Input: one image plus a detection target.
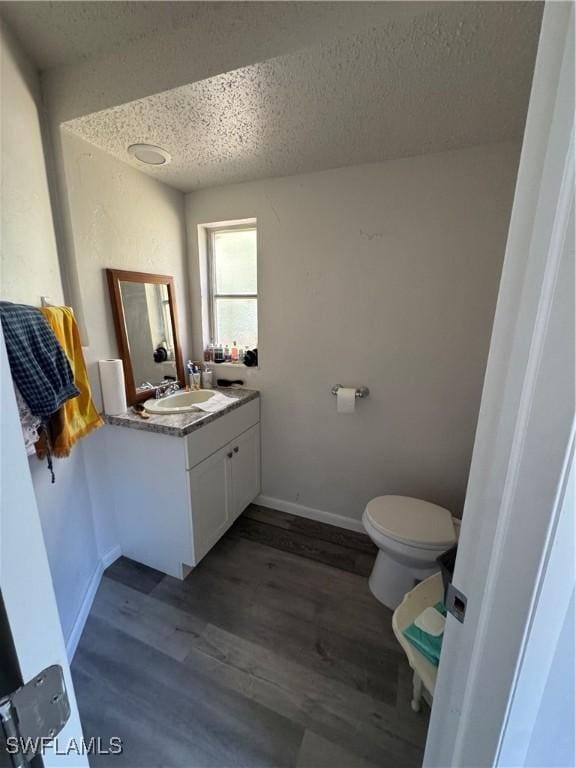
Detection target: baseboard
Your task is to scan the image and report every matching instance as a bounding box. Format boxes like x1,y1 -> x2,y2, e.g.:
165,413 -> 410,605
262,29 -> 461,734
65,545 -> 122,660
255,494 -> 364,534
101,544 -> 122,570
65,560 -> 102,661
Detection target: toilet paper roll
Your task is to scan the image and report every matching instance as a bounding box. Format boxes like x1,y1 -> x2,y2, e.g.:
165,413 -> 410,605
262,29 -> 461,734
99,359 -> 127,415
337,387 -> 356,414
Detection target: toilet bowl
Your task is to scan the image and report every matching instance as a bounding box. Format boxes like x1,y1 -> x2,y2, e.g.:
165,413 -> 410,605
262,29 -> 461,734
363,495 -> 455,609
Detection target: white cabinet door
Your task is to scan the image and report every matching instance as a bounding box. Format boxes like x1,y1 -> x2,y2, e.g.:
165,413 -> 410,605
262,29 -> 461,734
230,424 -> 261,521
188,443 -> 232,563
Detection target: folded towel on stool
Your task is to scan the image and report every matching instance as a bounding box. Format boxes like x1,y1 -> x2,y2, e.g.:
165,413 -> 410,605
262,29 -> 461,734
403,601 -> 447,666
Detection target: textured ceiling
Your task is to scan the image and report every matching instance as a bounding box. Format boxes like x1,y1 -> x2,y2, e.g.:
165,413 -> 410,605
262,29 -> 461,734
0,1 -> 438,72
1,1 -> 176,69
64,2 -> 541,193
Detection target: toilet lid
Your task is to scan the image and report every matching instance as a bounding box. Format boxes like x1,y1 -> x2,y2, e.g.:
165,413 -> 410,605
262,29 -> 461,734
365,495 -> 455,548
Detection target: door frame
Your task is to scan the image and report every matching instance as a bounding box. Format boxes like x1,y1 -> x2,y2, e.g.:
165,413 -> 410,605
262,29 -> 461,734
424,3 -> 575,766
0,329 -> 88,767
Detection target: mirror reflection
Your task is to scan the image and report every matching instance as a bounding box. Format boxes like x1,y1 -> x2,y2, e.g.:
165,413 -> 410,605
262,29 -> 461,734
119,281 -> 177,391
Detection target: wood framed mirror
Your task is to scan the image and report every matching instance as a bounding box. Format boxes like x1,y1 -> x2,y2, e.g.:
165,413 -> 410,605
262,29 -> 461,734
106,269 -> 185,405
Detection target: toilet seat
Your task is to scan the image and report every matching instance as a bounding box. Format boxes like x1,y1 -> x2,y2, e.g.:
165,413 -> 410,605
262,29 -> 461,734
365,495 -> 455,550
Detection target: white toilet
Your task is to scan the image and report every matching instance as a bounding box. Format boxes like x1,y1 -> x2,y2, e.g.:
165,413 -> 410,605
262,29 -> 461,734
362,495 -> 456,609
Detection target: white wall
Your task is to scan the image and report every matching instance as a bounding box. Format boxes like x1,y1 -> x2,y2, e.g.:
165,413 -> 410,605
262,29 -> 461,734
0,20 -> 100,644
187,143 -> 519,523
59,130 -> 190,407
0,20 -> 63,307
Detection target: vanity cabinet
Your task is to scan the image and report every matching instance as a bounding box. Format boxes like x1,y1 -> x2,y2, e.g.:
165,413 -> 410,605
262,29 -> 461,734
106,397 -> 260,578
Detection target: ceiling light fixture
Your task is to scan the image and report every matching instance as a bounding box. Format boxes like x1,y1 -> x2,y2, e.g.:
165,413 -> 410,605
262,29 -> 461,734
127,143 -> 171,165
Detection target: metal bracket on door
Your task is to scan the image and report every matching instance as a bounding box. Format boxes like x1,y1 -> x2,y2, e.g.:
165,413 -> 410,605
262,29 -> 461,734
0,665 -> 70,767
446,583 -> 468,623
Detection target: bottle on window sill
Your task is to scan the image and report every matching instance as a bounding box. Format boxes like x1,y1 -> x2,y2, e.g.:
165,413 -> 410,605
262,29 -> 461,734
214,345 -> 224,363
231,341 -> 239,362
224,344 -> 231,362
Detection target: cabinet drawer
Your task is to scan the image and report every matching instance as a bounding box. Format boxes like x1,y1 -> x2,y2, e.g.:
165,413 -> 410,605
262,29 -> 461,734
185,397 -> 260,469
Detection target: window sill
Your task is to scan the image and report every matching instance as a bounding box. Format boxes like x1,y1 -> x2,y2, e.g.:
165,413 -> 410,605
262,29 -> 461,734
209,361 -> 259,370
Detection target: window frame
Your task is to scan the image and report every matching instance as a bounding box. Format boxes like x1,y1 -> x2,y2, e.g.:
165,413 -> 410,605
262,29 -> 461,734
206,223 -> 258,348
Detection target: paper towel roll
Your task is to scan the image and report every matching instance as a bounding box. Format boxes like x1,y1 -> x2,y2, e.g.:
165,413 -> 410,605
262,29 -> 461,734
337,387 -> 356,414
99,359 -> 127,415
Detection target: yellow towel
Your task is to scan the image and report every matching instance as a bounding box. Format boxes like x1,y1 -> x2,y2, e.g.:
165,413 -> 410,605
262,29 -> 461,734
39,306 -> 104,457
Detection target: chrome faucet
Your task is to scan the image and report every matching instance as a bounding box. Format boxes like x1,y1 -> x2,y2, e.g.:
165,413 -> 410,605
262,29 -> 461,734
155,381 -> 180,399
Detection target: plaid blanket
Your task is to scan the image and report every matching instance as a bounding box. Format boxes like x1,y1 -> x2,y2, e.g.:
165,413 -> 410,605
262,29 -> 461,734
0,302 -> 80,418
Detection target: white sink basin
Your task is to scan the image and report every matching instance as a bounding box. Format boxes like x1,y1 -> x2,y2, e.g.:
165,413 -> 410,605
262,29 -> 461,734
144,389 -> 217,414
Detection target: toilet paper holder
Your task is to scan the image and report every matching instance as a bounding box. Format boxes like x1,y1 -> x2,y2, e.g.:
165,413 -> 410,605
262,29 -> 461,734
331,385 -> 370,399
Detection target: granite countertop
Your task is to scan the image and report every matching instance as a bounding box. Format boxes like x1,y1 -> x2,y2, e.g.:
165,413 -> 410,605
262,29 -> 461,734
105,388 -> 259,437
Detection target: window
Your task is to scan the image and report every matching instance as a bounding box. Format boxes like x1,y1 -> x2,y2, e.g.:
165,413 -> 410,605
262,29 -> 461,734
207,224 -> 258,350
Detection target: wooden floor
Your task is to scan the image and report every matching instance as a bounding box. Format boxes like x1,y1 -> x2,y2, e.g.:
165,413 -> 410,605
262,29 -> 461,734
73,505 -> 429,767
